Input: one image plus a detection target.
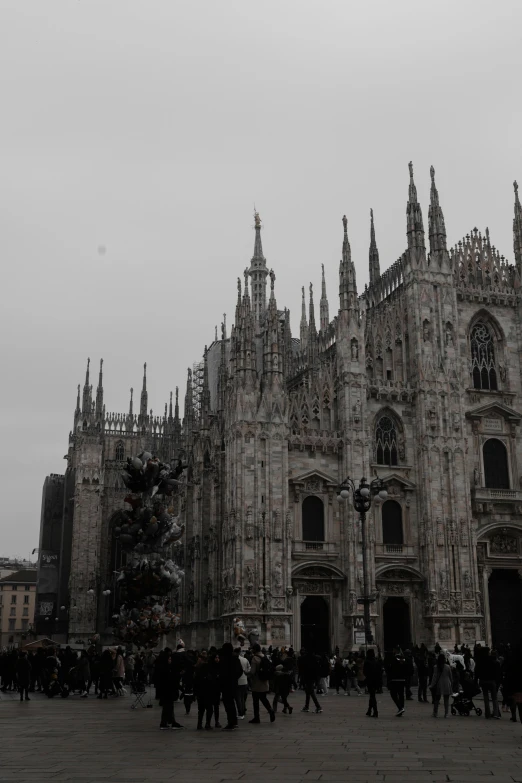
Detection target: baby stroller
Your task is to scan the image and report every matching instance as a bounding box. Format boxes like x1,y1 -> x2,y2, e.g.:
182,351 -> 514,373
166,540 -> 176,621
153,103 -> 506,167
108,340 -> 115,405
451,676 -> 482,716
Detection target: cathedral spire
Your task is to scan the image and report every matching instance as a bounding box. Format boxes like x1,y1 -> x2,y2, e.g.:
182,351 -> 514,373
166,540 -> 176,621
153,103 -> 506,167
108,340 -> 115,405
320,263 -> 329,331
514,180 -> 522,271
201,346 -> 211,427
183,368 -> 194,451
140,362 -> 148,420
369,209 -> 380,285
95,359 -> 104,416
300,285 -> 308,347
129,387 -> 134,418
82,357 -> 91,414
175,386 -> 179,421
339,215 -> 358,316
406,161 -> 425,250
169,390 -> 173,422
249,210 -> 269,326
428,165 -> 447,254
309,282 -> 316,333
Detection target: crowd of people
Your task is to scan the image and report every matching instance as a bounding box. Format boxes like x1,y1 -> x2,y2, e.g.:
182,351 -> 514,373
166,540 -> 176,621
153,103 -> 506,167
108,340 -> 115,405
1,640 -> 522,731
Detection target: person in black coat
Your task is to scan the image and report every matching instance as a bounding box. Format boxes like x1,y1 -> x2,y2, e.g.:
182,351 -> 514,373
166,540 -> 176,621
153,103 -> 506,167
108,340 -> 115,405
414,645 -> 429,704
218,643 -> 243,730
363,649 -> 382,717
386,648 -> 407,716
16,652 -> 31,701
298,649 -> 322,713
155,650 -> 184,730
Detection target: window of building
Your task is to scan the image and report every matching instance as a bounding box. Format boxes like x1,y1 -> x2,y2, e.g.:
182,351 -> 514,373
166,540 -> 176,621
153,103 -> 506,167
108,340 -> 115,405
8,619 -> 15,631
25,585 -> 30,591
24,595 -> 29,604
382,500 -> 404,546
23,607 -> 29,616
470,322 -> 498,390
115,441 -> 125,461
12,585 -> 17,590
483,438 -> 509,489
302,496 -> 325,542
376,415 -> 398,466
21,619 -> 28,631
10,607 -> 16,616
11,595 -> 16,604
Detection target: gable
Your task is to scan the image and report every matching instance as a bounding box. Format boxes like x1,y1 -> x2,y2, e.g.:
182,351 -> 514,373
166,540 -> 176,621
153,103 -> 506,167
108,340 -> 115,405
465,402 -> 521,423
289,469 -> 338,488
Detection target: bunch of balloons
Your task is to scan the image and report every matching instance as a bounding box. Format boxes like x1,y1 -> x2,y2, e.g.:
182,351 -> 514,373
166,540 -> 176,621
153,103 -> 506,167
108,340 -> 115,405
233,617 -> 246,644
115,556 -> 184,602
112,496 -> 185,554
121,452 -> 187,498
110,450 -> 187,648
113,602 -> 181,648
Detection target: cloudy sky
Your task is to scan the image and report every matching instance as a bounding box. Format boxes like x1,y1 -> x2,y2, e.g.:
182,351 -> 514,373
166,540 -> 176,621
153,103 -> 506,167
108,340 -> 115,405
1,0 -> 521,557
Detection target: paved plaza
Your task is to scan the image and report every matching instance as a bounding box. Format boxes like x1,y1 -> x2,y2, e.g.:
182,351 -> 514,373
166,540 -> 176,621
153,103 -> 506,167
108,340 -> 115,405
1,689 -> 522,783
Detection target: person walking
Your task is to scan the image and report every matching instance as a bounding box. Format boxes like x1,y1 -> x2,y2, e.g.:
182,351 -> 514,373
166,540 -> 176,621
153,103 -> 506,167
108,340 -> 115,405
476,647 -> 501,719
218,643 -> 242,731
15,652 -> 31,702
363,649 -> 382,717
298,648 -> 322,713
414,645 -> 429,703
273,659 -> 293,714
234,647 -> 250,720
249,643 -> 276,724
430,653 -> 453,718
387,648 -> 407,716
194,651 -> 215,730
156,650 -> 184,730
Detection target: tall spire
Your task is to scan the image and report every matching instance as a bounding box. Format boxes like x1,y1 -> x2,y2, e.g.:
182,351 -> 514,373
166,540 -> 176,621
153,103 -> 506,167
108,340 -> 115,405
169,390 -> 173,422
308,282 -> 316,333
428,165 -> 447,254
201,346 -> 211,427
339,215 -> 358,316
175,386 -> 179,420
183,367 -> 194,451
128,387 -> 134,418
406,161 -> 425,250
140,362 -> 148,420
514,180 -> 522,270
82,357 -> 91,414
320,263 -> 329,331
300,285 -> 308,347
95,359 -> 104,416
369,209 -> 380,285
249,210 -> 269,326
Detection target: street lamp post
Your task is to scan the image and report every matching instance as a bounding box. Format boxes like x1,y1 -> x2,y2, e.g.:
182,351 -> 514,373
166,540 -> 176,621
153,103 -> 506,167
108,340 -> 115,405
337,477 -> 388,646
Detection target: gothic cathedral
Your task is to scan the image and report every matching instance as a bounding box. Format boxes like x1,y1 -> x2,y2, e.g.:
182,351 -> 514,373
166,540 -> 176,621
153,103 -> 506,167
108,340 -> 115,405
38,164 -> 522,653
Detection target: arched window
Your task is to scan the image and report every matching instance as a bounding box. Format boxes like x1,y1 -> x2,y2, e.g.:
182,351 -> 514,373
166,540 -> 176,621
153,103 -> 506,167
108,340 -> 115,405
376,415 -> 398,466
382,500 -> 403,547
115,441 -> 125,461
471,322 -> 497,390
302,496 -> 325,542
483,438 -> 509,489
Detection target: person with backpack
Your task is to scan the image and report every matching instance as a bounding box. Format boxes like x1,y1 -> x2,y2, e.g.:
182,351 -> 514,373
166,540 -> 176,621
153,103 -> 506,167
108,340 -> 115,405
298,648 -> 322,713
363,648 -> 382,718
218,642 -> 243,731
194,650 -> 216,730
248,643 -> 276,724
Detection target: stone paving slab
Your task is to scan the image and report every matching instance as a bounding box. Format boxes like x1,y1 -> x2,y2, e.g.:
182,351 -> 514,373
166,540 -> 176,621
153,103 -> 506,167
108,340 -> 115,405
1,688 -> 522,781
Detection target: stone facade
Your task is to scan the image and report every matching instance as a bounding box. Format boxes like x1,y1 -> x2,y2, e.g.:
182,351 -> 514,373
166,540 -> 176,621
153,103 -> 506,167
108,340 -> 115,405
42,165 -> 522,652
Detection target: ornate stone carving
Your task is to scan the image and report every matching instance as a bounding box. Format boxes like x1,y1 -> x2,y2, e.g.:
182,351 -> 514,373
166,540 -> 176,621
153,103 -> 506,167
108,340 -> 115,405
460,518 -> 468,547
187,580 -> 195,607
439,568 -> 449,598
286,586 -> 293,610
423,591 -> 438,616
438,627 -> 452,641
286,510 -> 293,539
245,564 -> 255,593
245,506 -> 254,541
462,600 -> 475,613
447,519 -> 458,545
305,478 -> 322,492
204,577 -> 212,602
490,532 -> 518,554
273,561 -> 283,592
244,596 -> 256,609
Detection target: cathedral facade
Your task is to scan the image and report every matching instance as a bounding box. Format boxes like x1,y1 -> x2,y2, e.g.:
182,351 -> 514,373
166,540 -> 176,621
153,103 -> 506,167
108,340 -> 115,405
39,164 -> 522,653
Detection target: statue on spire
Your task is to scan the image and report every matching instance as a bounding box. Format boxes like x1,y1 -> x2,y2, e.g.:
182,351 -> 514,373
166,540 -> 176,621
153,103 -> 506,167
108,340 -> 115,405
254,211 -> 261,228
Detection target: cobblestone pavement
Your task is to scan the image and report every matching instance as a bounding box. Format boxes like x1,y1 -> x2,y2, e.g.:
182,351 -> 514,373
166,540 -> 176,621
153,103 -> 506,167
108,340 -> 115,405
1,689 -> 522,783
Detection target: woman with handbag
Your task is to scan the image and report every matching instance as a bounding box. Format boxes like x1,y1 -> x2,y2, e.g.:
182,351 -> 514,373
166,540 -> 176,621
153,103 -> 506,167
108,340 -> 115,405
430,653 -> 453,718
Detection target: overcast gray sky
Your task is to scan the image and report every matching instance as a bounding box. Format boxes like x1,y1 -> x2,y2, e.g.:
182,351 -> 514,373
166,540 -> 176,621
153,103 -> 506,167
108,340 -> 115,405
1,0 -> 521,557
